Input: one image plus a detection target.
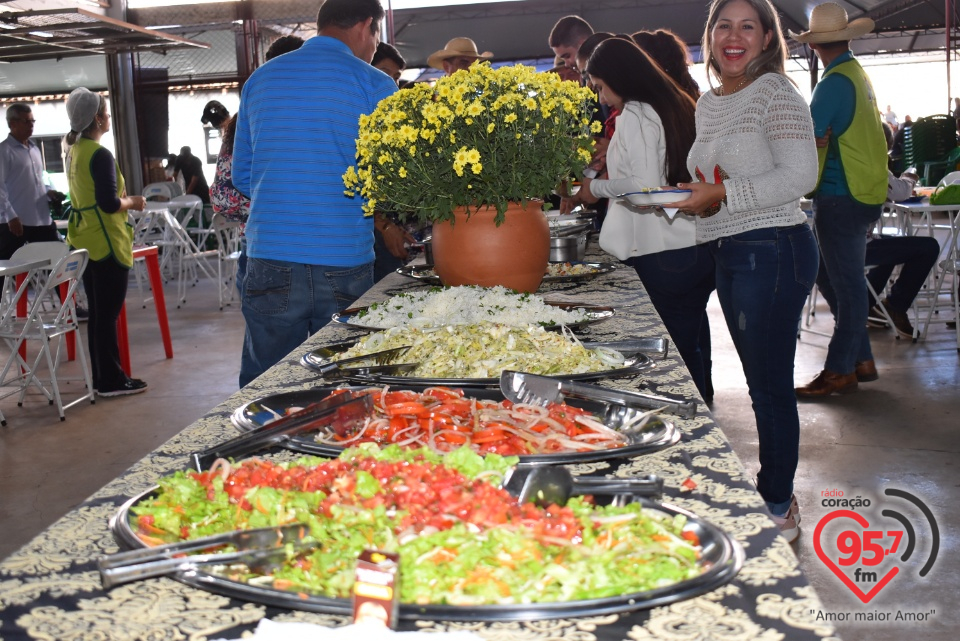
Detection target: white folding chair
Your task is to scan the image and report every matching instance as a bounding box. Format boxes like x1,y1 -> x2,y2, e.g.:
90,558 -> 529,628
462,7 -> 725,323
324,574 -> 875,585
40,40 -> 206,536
211,213 -> 242,310
142,182 -> 184,202
0,249 -> 94,422
158,211 -> 218,308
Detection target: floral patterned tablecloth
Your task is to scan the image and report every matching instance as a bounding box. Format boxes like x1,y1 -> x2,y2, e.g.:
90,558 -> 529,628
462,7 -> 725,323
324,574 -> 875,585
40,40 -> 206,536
0,246 -> 838,641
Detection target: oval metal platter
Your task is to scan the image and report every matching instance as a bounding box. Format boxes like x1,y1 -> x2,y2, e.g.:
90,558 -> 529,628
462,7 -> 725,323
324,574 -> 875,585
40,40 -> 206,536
110,488 -> 743,622
229,385 -> 680,465
299,338 -> 655,388
331,301 -> 614,332
396,262 -> 617,286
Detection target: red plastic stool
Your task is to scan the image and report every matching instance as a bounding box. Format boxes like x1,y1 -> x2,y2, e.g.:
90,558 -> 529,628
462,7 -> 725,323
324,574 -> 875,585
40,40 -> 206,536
118,246 -> 173,376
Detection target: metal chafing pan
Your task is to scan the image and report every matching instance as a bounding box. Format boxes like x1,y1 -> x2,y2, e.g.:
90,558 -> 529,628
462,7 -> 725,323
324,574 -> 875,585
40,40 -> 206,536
110,487 -> 742,621
229,384 -> 680,465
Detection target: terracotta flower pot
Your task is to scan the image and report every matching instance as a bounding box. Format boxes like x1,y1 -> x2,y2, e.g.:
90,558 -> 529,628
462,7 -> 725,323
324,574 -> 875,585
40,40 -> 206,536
431,201 -> 550,293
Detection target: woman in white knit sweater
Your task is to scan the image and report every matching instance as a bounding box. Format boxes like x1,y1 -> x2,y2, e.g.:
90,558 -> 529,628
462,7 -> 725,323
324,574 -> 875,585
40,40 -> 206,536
565,38 -> 716,402
672,0 -> 819,543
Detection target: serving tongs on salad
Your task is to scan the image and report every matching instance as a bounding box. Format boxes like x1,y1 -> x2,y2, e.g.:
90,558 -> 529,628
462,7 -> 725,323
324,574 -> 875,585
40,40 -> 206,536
98,523 -> 312,589
312,345 -> 415,378
191,392 -> 374,471
500,370 -> 697,419
503,465 -> 663,507
581,336 -> 670,360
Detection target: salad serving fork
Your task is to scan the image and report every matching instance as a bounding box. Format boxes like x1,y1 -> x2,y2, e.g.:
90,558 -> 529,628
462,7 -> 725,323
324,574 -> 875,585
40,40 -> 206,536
500,370 -> 698,419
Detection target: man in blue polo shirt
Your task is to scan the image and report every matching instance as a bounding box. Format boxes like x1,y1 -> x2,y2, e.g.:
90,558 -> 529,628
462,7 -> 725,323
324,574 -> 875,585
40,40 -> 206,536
791,3 -> 888,398
233,0 -> 398,387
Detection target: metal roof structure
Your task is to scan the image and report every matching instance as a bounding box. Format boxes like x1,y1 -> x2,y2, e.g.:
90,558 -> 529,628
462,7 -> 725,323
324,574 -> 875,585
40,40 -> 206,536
0,6 -> 208,64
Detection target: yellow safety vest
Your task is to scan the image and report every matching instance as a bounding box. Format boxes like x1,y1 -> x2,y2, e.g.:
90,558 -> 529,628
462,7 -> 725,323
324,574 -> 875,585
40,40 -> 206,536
816,59 -> 888,206
65,137 -> 133,268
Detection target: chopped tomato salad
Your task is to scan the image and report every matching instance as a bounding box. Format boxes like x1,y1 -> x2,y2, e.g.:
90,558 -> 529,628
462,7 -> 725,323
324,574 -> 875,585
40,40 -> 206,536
131,445 -> 703,606
307,386 -> 629,456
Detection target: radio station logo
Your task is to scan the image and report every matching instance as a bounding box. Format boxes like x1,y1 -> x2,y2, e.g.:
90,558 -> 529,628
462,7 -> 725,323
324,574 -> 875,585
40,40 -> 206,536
813,487 -> 939,604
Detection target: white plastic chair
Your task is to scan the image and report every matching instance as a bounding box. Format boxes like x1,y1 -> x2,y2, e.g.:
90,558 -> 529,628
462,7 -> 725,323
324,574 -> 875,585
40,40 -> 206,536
142,182 -> 183,202
0,249 -> 94,422
211,213 -> 242,310
938,171 -> 960,186
158,211 -> 218,308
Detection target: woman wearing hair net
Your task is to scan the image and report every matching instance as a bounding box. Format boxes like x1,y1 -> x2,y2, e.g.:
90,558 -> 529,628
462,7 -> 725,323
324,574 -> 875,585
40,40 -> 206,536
64,88 -> 149,397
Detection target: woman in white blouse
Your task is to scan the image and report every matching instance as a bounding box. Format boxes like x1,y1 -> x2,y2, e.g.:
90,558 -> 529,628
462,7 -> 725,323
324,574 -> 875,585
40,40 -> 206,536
672,0 -> 819,543
566,37 -> 716,402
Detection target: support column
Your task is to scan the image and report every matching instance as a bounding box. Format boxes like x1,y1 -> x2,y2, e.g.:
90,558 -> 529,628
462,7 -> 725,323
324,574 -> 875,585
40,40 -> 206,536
104,0 -> 143,195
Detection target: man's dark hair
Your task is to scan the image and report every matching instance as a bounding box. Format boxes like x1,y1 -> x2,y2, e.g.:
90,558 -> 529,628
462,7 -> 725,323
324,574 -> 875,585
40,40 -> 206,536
265,35 -> 304,61
317,0 -> 384,34
576,32 -> 614,64
372,41 -> 405,69
549,15 -> 593,48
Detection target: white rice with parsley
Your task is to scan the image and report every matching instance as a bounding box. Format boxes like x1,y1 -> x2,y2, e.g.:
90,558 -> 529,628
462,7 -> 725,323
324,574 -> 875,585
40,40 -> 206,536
353,286 -> 591,329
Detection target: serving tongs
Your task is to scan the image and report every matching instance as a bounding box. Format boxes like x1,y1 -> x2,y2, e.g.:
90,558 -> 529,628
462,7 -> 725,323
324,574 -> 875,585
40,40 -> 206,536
500,370 -> 697,419
550,222 -> 593,237
582,336 -> 670,360
503,465 -> 663,507
312,345 -> 414,378
191,392 -> 374,471
98,523 -> 312,589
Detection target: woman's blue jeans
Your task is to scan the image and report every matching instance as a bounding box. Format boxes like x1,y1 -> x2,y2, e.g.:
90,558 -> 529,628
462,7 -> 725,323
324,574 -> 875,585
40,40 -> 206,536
709,224 -> 819,514
625,244 -> 716,400
813,195 -> 882,373
239,257 -> 373,387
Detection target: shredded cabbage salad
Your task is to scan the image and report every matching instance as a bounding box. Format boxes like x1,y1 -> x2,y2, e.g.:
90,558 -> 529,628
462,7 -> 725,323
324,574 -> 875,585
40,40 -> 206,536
332,323 -> 624,378
354,286 -> 590,329
130,445 -> 703,606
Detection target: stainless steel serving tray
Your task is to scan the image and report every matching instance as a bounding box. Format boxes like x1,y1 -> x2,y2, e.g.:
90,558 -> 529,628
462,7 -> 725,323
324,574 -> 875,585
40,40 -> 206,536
300,338 -> 654,388
110,488 -> 742,621
396,262 -> 617,286
230,385 -> 680,464
331,301 -> 614,332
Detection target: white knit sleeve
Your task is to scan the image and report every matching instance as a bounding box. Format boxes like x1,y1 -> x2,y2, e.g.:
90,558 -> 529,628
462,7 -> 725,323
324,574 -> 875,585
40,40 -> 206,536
723,79 -> 818,213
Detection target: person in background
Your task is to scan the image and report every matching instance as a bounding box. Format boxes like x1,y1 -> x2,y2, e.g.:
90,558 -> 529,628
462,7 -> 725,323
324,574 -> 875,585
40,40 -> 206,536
232,0 -> 398,387
816,122 -> 940,346
547,57 -> 582,83
372,42 -> 405,83
563,38 -> 715,402
791,3 -> 888,397
200,100 -> 230,131
265,35 -> 304,61
953,97 -> 960,134
631,30 -> 702,100
673,0 -> 819,542
549,15 -> 594,70
426,37 -> 493,76
0,103 -> 64,281
174,146 -> 210,204
369,41 -> 417,282
63,88 -> 148,397
883,104 -> 898,131
211,34 -> 306,299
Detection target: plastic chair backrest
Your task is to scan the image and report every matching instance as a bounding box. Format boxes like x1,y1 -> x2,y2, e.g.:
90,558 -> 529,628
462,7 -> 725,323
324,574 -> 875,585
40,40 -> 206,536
211,213 -> 241,257
143,183 -> 176,202
939,171 -> 960,186
46,249 -> 88,290
10,241 -> 69,265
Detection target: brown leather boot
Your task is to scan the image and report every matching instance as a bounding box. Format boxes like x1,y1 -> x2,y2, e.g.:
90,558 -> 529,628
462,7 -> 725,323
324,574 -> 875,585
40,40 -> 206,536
855,360 -> 878,382
796,370 -> 858,398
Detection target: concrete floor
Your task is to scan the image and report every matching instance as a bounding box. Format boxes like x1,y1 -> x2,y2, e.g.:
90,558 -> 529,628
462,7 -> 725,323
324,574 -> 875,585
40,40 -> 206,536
1,273 -> 957,640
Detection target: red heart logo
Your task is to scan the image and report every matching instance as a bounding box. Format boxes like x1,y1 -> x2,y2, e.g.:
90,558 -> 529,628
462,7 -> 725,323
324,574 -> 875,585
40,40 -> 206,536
813,509 -> 900,603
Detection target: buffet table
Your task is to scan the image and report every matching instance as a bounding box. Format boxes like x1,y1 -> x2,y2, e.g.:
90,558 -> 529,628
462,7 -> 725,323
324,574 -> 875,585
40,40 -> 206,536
0,246 -> 837,641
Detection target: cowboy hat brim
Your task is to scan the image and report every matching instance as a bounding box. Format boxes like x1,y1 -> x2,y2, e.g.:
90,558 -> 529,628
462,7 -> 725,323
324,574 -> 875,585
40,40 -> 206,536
426,49 -> 493,71
789,17 -> 875,43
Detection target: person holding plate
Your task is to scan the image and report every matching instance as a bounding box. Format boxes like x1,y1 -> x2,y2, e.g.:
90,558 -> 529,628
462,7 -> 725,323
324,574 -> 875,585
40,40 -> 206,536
671,0 -> 819,542
562,37 -> 715,403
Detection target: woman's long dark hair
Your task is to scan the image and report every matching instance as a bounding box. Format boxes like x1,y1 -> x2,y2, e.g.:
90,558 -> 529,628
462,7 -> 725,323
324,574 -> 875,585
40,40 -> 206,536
221,114 -> 238,155
585,38 -> 696,184
631,30 -> 701,100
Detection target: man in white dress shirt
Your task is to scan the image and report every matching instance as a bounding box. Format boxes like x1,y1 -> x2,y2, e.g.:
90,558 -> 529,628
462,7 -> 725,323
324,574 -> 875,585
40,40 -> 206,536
0,103 -> 63,265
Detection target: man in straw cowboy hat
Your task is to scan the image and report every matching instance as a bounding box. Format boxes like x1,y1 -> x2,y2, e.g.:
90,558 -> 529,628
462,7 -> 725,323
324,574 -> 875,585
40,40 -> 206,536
791,3 -> 890,398
426,37 -> 493,75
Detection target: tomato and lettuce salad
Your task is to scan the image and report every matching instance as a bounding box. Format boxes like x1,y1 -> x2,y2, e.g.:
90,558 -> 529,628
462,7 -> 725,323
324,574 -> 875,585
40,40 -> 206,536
302,386 -> 642,456
131,445 -> 703,606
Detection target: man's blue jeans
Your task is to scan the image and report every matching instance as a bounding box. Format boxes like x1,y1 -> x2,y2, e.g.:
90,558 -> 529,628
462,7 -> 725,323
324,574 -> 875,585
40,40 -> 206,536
710,224 -> 818,515
813,195 -> 882,373
239,257 -> 373,387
